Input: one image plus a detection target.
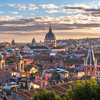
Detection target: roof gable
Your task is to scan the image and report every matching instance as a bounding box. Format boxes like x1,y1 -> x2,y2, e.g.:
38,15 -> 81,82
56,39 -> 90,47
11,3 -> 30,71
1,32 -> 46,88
24,65 -> 38,71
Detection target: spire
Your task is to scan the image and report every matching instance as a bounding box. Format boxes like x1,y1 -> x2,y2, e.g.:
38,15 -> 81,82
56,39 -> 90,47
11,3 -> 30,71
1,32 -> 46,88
49,25 -> 52,33
86,41 -> 95,66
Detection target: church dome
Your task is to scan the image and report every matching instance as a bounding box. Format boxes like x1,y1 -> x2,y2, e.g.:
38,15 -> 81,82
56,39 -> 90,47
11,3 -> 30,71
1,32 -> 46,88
45,26 -> 55,39
11,39 -> 15,45
32,38 -> 36,44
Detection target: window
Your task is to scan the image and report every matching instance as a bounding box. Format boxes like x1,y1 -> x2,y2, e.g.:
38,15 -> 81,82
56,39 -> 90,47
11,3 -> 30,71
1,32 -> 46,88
92,69 -> 93,76
43,82 -> 45,87
6,80 -> 8,83
37,81 -> 40,85
88,69 -> 90,75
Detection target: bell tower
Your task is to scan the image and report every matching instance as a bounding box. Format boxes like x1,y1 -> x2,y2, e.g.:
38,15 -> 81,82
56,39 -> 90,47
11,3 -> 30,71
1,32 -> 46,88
84,42 -> 97,77
14,53 -> 24,72
0,53 -> 5,69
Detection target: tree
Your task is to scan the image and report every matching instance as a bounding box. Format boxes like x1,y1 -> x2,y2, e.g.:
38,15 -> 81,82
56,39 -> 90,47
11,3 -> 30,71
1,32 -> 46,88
39,88 -> 57,100
67,78 -> 98,100
56,97 -> 62,100
32,79 -> 100,100
32,88 -> 61,100
32,91 -> 39,100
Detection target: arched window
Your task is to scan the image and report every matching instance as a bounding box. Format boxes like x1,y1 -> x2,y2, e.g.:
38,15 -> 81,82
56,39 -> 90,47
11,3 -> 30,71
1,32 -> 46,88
91,68 -> 94,76
88,69 -> 90,75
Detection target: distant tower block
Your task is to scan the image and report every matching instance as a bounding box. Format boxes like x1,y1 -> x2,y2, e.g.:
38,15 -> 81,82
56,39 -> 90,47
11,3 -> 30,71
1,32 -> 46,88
14,53 -> 24,72
0,53 -> 5,69
84,42 -> 97,77
11,39 -> 15,45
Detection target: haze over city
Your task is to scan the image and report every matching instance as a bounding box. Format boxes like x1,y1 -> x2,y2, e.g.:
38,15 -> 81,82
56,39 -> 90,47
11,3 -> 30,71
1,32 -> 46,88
0,0 -> 100,42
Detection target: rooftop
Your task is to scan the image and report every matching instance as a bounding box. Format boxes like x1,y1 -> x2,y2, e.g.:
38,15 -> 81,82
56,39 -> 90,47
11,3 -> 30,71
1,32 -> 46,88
18,81 -> 72,99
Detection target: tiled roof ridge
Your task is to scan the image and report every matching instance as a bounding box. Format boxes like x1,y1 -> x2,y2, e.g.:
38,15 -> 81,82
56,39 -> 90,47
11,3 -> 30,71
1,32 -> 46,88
58,85 -> 69,91
18,82 -> 72,99
50,87 -> 64,95
18,91 -> 33,99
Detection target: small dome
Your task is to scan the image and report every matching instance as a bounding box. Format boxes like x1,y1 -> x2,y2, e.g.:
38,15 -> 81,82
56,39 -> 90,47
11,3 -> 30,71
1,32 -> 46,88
32,38 -> 36,44
16,53 -> 22,58
45,26 -> 55,39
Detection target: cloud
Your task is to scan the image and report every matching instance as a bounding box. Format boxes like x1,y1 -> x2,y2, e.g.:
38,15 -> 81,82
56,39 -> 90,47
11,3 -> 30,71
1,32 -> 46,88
17,4 -> 27,10
0,16 -> 100,42
63,3 -> 100,18
9,12 -> 18,14
46,10 -> 59,13
80,12 -> 90,16
65,11 -> 73,14
65,6 -> 84,10
1,2 -> 100,42
0,16 -> 22,21
8,4 -> 38,11
0,5 -> 2,7
0,16 -> 100,31
40,4 -> 58,9
28,4 -> 36,6
31,14 -> 36,15
0,11 -> 3,13
85,8 -> 100,12
28,4 -> 38,11
8,4 -> 16,7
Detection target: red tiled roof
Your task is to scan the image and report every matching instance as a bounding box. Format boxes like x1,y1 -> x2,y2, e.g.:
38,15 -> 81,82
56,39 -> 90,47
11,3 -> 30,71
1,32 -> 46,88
18,82 -> 72,99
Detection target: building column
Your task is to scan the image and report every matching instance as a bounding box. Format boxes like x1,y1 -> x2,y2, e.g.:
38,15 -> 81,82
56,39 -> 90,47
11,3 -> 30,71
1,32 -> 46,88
14,63 -> 16,70
22,63 -> 24,71
93,67 -> 95,77
85,67 -> 88,75
0,62 -> 2,69
90,67 -> 92,76
18,63 -> 21,71
85,67 -> 87,75
94,67 -> 97,77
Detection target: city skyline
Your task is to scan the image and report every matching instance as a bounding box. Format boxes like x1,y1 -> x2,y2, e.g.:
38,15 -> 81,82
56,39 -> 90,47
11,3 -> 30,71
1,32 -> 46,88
0,0 -> 100,42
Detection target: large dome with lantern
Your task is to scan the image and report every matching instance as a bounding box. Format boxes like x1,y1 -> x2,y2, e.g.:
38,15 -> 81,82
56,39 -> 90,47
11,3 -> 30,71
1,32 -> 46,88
45,26 -> 56,40
32,38 -> 36,44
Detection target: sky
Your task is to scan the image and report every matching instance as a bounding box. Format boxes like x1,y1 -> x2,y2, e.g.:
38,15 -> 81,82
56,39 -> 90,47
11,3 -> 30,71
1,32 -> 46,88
0,0 -> 100,42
